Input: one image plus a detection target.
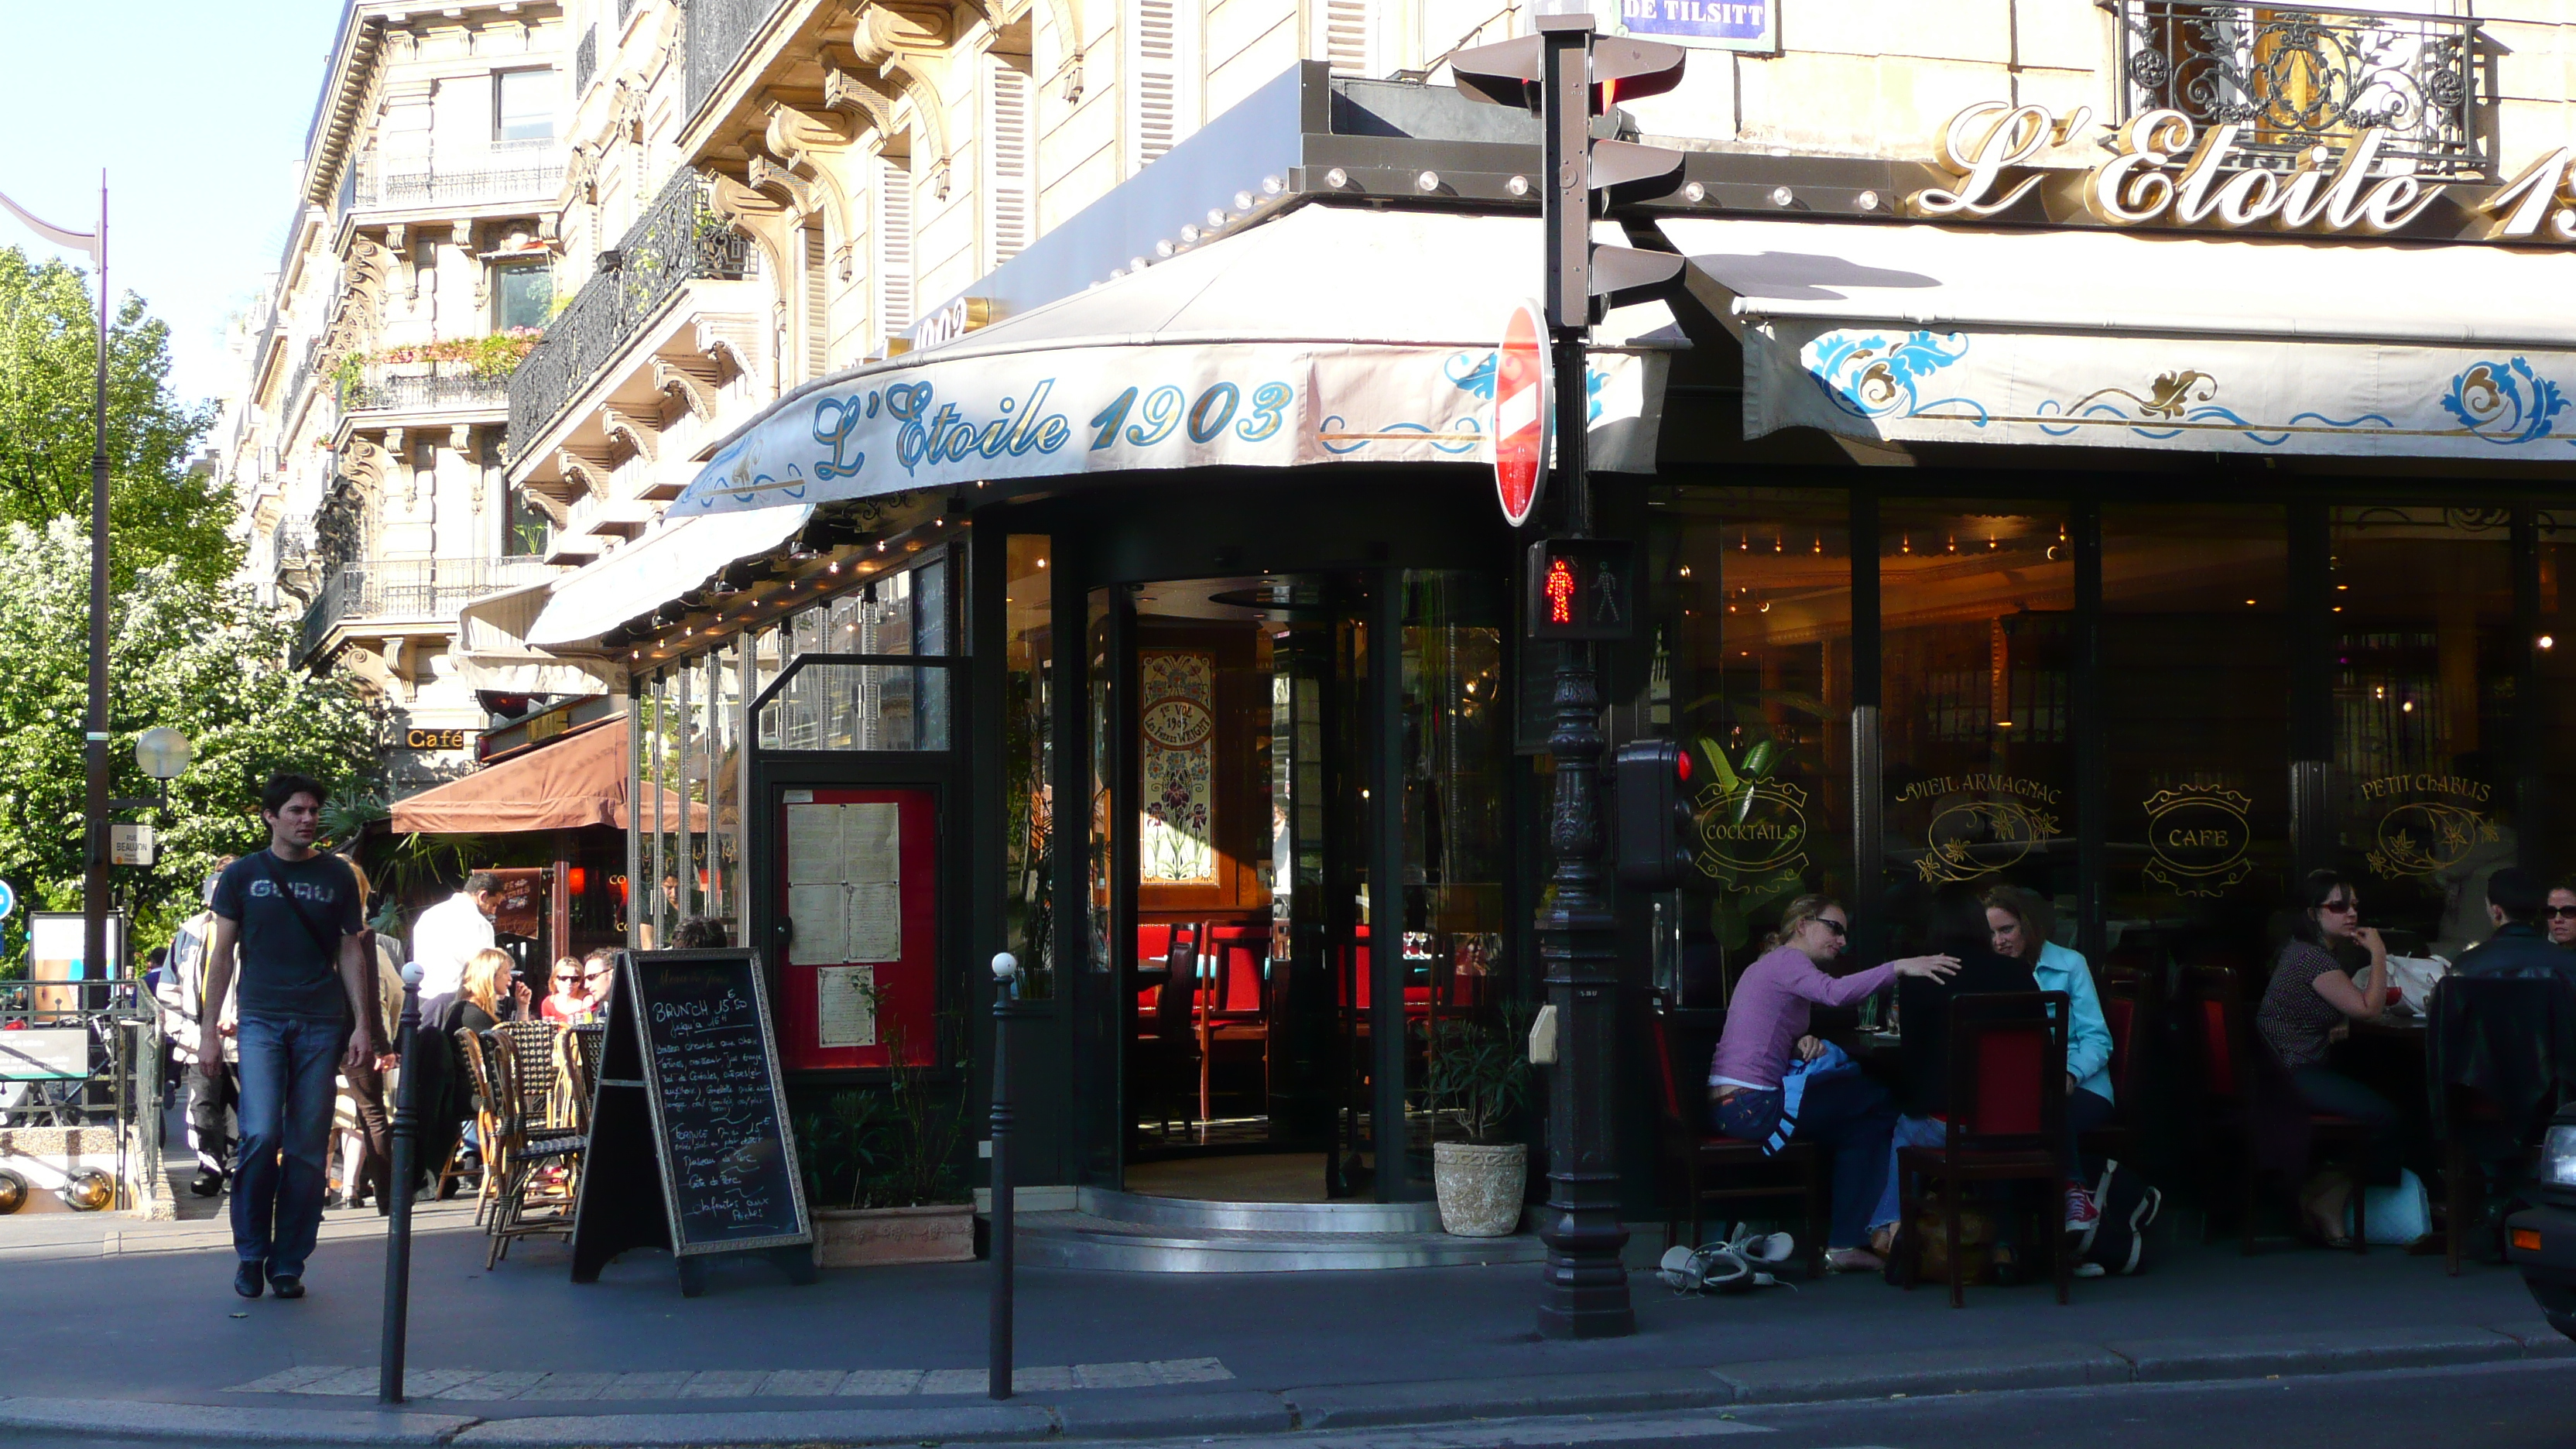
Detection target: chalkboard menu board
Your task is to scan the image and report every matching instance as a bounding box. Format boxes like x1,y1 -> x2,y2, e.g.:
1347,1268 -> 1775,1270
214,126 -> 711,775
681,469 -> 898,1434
571,948 -> 815,1295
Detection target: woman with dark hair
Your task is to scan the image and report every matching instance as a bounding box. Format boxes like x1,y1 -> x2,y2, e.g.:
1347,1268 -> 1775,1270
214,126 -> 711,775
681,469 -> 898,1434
1985,885 -> 2116,1231
2256,868 -> 2397,1243
1707,894 -> 1960,1270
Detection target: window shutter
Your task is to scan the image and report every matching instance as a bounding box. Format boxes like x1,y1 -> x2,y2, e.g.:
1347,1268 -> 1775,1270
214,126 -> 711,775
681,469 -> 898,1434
987,59 -> 1033,267
1127,0 -> 1181,170
1320,0 -> 1372,77
875,153 -> 915,337
801,217 -> 830,379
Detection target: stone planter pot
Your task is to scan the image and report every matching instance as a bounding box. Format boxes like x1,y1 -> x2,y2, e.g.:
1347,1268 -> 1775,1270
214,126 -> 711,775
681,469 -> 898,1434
813,1202 -> 977,1267
1432,1142 -> 1526,1237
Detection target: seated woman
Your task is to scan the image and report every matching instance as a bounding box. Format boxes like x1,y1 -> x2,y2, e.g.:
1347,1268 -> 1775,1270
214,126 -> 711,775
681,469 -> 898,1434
539,956 -> 592,1024
1983,885 -> 2116,1231
1708,894 -> 1958,1271
2255,868 -> 2397,1245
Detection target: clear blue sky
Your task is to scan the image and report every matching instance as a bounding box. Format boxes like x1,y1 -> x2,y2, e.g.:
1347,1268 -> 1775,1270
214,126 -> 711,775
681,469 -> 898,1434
0,2 -> 347,411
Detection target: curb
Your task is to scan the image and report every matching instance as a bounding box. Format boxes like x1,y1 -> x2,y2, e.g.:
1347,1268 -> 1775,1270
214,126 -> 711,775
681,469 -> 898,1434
5,1325 -> 2571,1446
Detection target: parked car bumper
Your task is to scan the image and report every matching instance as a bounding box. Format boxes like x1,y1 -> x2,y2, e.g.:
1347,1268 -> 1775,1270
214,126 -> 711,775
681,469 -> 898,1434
2505,1201 -> 2576,1341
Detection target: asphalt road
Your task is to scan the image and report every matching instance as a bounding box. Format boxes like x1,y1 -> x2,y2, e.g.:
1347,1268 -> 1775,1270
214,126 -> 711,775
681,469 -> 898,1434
9,1358 -> 2574,1449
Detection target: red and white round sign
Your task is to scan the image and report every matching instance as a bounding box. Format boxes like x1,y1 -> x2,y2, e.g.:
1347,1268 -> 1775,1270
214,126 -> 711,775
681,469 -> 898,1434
1492,299 -> 1550,528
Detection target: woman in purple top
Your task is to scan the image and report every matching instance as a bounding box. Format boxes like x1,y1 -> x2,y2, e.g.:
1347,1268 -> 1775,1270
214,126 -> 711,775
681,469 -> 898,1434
1708,895 -> 1958,1269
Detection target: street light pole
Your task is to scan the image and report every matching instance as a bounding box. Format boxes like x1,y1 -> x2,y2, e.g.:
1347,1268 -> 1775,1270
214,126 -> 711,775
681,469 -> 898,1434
380,963 -> 425,1405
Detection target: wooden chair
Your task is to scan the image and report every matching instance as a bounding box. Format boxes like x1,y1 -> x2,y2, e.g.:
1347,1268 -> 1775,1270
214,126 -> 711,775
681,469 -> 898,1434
452,1029 -> 505,1226
478,1033 -> 585,1266
2079,967 -> 2159,1167
2188,967 -> 2373,1255
1199,923 -> 1271,1122
1133,923 -> 1202,1136
1896,992 -> 2073,1308
1643,995 -> 1826,1276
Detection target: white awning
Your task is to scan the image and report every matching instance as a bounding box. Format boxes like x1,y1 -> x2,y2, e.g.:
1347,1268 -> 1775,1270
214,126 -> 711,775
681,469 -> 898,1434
451,579 -> 629,695
525,504 -> 815,649
670,204 -> 1678,516
1658,216 -> 2576,459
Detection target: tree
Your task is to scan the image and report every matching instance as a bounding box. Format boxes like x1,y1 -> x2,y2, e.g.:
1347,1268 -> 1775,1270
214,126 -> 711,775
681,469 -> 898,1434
0,246 -> 234,587
0,519 -> 382,973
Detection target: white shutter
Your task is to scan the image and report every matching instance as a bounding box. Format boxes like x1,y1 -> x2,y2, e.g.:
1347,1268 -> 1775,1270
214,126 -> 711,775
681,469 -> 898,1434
987,59 -> 1033,267
800,217 -> 830,379
1127,0 -> 1181,170
1320,0 -> 1372,77
875,153 -> 914,337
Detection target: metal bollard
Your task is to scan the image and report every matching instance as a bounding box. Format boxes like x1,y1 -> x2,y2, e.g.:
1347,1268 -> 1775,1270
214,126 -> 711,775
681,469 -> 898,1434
379,963 -> 424,1405
988,951 -> 1018,1402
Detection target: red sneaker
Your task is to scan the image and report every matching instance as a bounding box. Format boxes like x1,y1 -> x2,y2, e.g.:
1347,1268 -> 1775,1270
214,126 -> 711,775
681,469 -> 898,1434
2064,1183 -> 2101,1233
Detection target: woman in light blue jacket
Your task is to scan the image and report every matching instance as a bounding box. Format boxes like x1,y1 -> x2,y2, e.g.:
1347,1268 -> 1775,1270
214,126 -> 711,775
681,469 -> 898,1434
1984,886 -> 2116,1232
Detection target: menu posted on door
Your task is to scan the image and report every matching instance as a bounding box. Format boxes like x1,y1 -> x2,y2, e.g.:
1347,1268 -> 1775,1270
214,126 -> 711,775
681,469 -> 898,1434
630,951 -> 810,1252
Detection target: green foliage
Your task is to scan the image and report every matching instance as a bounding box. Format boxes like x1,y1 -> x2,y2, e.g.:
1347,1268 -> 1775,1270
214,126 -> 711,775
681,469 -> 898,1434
1423,1002 -> 1535,1146
0,519 -> 382,972
786,982 -> 971,1208
795,1089 -> 896,1210
0,247 -> 233,587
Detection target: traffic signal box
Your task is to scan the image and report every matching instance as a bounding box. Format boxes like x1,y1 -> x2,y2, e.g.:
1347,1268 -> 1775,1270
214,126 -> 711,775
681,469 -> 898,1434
1526,536 -> 1636,641
1613,739 -> 1696,891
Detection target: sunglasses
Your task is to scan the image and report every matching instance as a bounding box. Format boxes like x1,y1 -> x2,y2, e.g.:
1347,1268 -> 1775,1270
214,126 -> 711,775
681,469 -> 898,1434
584,971 -> 611,981
1810,918 -> 1849,937
2547,906 -> 2576,920
2319,899 -> 2359,915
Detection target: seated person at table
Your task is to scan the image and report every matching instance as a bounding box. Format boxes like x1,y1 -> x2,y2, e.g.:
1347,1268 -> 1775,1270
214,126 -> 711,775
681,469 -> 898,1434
2454,868 -> 2576,985
1868,889 -> 2043,1252
2549,881 -> 2576,952
444,947 -> 531,1035
539,956 -> 592,1023
1984,885 -> 2116,1231
2255,869 -> 2398,1244
581,947 -> 618,1014
1708,894 -> 1958,1272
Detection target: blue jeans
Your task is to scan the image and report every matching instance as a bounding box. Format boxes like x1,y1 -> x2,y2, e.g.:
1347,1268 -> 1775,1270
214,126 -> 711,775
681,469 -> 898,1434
231,1014 -> 348,1278
1714,1069 -> 1896,1250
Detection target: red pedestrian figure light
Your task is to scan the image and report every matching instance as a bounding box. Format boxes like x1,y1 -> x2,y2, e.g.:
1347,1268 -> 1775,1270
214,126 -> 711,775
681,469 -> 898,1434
1545,557 -> 1577,624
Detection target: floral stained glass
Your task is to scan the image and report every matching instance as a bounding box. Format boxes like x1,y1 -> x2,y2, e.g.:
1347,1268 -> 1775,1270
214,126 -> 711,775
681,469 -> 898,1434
1139,650 -> 1217,884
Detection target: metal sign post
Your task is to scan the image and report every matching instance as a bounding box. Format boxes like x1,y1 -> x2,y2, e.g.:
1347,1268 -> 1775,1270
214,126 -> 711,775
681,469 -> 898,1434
379,964 -> 424,1404
988,952 -> 1019,1401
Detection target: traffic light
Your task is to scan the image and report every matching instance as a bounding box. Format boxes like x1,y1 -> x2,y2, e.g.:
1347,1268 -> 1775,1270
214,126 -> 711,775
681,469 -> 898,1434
1614,739 -> 1697,890
1526,536 -> 1636,641
1449,20 -> 1688,328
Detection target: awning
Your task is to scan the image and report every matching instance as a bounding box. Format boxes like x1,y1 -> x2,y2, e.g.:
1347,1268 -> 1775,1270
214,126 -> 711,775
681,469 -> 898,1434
1659,216 -> 2576,460
392,716 -> 632,834
451,579 -> 629,696
525,502 -> 815,649
669,204 -> 1678,516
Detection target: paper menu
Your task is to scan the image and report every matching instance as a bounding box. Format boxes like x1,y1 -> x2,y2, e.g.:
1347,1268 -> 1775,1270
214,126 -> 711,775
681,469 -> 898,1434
816,964 -> 878,1047
783,800 -> 904,965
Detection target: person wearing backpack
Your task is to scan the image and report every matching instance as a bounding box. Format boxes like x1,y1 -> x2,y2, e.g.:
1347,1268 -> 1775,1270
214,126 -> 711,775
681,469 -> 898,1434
197,774 -> 376,1300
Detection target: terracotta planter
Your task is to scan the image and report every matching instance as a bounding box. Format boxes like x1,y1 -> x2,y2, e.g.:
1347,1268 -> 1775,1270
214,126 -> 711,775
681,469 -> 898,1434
1432,1142 -> 1526,1237
813,1202 -> 977,1267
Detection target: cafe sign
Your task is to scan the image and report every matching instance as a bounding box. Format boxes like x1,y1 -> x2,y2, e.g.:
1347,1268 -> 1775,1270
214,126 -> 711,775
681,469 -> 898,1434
2142,786 -> 2253,898
1913,101 -> 2576,244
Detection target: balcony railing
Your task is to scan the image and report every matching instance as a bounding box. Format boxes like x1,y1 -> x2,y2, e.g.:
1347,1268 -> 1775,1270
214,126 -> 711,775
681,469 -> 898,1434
575,25 -> 598,94
2102,1 -> 2483,177
340,372 -> 512,413
505,166 -> 752,461
351,142 -> 568,211
686,0 -> 786,117
297,556 -> 564,663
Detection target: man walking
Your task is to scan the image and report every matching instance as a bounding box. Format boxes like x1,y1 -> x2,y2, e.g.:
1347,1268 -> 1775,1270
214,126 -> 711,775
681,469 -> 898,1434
411,871 -> 500,1025
198,775 -> 374,1300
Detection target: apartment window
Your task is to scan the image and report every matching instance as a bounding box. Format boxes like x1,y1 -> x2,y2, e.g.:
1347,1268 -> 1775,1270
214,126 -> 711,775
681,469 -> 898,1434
495,68 -> 557,142
495,262 -> 553,331
505,486 -> 550,557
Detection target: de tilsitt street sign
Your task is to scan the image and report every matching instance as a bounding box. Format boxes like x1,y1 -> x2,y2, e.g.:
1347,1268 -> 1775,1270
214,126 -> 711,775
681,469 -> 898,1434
1494,299 -> 1550,527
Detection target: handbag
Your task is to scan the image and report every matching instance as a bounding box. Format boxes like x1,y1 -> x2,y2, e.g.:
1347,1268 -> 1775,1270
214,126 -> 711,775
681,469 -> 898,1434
2344,1166 -> 2433,1246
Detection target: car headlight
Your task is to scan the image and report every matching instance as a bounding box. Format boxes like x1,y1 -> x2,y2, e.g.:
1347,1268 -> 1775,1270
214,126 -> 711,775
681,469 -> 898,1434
2545,1125 -> 2576,1188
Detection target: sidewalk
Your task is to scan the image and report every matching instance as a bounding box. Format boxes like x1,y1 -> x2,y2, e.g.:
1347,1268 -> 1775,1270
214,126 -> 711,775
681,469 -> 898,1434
1,1197 -> 2566,1445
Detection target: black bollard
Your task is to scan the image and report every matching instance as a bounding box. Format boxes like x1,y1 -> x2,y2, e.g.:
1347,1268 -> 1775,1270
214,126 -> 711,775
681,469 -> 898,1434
988,951 -> 1018,1401
379,963 -> 424,1405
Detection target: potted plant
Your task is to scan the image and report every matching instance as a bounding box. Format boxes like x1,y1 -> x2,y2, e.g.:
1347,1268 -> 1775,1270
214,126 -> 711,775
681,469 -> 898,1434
1424,1005 -> 1534,1237
797,995 -> 977,1266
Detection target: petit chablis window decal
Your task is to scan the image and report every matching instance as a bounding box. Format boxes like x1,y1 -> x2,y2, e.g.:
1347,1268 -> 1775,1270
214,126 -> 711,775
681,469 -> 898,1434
2359,773 -> 2499,882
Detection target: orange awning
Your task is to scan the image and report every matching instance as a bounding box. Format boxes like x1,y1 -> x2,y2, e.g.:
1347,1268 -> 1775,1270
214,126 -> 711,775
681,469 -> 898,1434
390,716 -> 701,834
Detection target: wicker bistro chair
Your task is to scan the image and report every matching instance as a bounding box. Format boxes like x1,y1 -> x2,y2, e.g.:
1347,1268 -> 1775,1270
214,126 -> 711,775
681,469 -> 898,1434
452,1029 -> 506,1226
557,1023 -> 606,1134
478,1032 -> 585,1267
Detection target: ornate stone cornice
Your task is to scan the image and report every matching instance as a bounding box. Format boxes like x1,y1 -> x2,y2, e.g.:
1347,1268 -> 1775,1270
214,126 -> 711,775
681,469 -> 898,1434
603,406 -> 660,464
653,355 -> 722,419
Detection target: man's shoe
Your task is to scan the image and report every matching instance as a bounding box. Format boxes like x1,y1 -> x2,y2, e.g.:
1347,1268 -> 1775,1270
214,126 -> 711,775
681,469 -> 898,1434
190,1169 -> 224,1197
233,1262 -> 265,1299
267,1269 -> 305,1300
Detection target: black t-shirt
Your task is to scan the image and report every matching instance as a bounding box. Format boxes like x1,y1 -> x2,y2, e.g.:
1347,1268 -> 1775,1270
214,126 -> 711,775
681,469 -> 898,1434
211,850 -> 363,1024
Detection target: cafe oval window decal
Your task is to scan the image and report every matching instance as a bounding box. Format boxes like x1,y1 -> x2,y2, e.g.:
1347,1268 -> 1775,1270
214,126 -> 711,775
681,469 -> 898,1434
1896,776 -> 2062,884
2360,773 -> 2499,881
2143,786 -> 2254,897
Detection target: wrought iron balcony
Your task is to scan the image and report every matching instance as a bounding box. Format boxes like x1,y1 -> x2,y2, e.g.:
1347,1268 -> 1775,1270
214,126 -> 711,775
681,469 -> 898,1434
296,556 -> 565,663
575,25 -> 598,94
2102,2 -> 2484,178
340,372 -> 512,413
686,0 -> 786,117
350,142 -> 567,211
504,166 -> 752,461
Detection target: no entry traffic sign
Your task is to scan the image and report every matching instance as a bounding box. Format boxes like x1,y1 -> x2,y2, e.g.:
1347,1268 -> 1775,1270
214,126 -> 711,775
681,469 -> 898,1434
1493,299 -> 1550,528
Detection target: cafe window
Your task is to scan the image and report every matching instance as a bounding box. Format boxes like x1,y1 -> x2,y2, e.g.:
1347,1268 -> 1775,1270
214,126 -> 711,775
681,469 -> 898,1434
2330,506 -> 2516,957
1003,536 -> 1056,999
2102,502 -> 2290,973
1652,487 -> 1854,997
757,553 -> 952,752
495,262 -> 553,331
493,67 -> 556,142
1879,500 -> 2076,947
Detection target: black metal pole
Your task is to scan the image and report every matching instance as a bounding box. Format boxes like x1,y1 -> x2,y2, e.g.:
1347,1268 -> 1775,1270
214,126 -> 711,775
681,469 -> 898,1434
379,964 -> 423,1405
81,176 -> 110,1012
1533,13 -> 1633,1341
988,951 -> 1018,1401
